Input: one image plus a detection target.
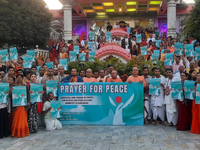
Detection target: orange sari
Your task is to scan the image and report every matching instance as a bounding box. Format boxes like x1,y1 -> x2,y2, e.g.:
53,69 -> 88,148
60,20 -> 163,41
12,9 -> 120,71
190,101 -> 200,134
11,106 -> 29,138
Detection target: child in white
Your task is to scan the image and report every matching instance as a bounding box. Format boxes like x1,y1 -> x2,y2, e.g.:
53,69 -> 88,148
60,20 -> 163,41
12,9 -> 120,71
42,92 -> 62,131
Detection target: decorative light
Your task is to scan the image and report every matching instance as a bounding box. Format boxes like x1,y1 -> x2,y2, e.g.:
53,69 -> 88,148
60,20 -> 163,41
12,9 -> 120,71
119,7 -> 122,11
149,8 -> 158,11
126,1 -> 137,5
106,9 -> 115,12
84,9 -> 95,13
103,2 -> 113,6
97,12 -> 106,15
127,8 -> 136,11
150,1 -> 161,5
93,6 -> 104,9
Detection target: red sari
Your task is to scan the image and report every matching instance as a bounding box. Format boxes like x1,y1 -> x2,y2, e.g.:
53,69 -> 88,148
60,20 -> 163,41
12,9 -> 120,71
49,47 -> 57,62
177,100 -> 192,131
190,100 -> 200,134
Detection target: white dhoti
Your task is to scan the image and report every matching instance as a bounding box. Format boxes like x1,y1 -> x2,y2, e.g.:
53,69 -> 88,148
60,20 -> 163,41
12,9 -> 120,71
166,102 -> 178,125
45,119 -> 62,131
144,96 -> 152,120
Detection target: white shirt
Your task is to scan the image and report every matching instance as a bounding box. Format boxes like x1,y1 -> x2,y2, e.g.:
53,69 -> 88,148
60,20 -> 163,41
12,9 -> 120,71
147,38 -> 156,43
81,40 -> 85,46
113,25 -> 120,29
107,74 -> 120,79
184,57 -> 190,69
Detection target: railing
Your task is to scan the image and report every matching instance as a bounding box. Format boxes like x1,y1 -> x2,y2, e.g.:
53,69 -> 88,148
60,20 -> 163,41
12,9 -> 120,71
21,49 -> 49,61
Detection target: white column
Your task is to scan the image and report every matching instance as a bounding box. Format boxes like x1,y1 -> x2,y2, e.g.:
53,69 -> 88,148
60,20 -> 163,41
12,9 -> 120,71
63,0 -> 73,41
167,0 -> 177,38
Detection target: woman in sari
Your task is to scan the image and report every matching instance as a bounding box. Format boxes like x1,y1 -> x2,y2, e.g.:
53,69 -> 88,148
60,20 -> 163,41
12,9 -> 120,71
11,75 -> 30,138
177,72 -> 192,130
191,72 -> 200,134
49,43 -> 57,62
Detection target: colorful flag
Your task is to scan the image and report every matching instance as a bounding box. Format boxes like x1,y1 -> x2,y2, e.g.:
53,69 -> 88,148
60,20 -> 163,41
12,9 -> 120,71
164,53 -> 173,66
46,80 -> 58,97
59,59 -> 68,70
89,51 -> 96,62
184,80 -> 195,100
51,101 -> 62,118
0,49 -> 9,62
171,81 -> 183,99
12,86 -> 27,107
79,53 -> 86,61
30,83 -> 43,103
69,51 -> 77,62
149,78 -> 161,96
27,50 -> 36,62
10,47 -> 18,60
0,83 -> 9,104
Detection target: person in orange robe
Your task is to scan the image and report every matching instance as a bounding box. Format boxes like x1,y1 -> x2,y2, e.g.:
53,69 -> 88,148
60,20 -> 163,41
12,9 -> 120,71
106,70 -> 122,82
126,67 -> 146,87
191,72 -> 200,134
83,69 -> 97,82
11,75 -> 30,138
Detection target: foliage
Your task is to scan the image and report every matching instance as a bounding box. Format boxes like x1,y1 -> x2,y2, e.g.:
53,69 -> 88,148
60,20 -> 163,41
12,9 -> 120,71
0,0 -> 52,49
66,55 -> 165,77
180,0 -> 200,41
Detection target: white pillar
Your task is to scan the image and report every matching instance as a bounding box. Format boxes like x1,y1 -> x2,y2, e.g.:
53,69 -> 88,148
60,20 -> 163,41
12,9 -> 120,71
167,0 -> 177,38
63,0 -> 73,41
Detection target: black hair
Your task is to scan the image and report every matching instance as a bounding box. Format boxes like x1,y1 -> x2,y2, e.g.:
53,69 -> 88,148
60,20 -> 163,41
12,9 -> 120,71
166,68 -> 173,73
42,64 -> 47,67
107,64 -> 114,68
76,39 -> 80,43
7,67 -> 14,71
25,70 -> 32,76
18,57 -> 23,61
181,72 -> 188,77
142,67 -> 149,70
48,92 -> 54,97
16,69 -> 24,76
30,73 -> 37,77
16,74 -> 23,79
9,76 -> 15,82
176,56 -> 181,59
151,67 -> 157,72
93,70 -> 99,74
31,66 -> 37,69
71,68 -> 77,71
80,70 -> 85,72
154,68 -> 161,71
39,67 -> 44,70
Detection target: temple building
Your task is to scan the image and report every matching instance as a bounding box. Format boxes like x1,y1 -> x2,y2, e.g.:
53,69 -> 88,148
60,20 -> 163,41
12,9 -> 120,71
49,0 -> 194,41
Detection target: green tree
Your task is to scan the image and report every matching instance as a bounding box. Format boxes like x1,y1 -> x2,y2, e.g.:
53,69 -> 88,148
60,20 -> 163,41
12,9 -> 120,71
0,0 -> 52,49
181,0 -> 200,41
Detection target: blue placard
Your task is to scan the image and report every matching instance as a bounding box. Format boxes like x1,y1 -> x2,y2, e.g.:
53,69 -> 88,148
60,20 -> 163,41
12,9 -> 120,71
10,47 -> 18,60
30,83 -> 43,103
46,80 -> 58,97
59,59 -> 68,70
89,31 -> 95,41
0,49 -> 9,62
149,78 -> 161,96
184,80 -> 195,100
136,34 -> 141,43
106,32 -> 112,41
12,86 -> 27,107
69,51 -> 77,62
58,82 -> 144,125
196,47 -> 200,60
27,50 -> 36,62
196,84 -> 200,104
0,83 -> 9,104
45,62 -> 53,69
51,101 -> 62,118
89,51 -> 96,62
185,44 -> 194,57
141,46 -> 147,55
74,46 -> 79,55
171,81 -> 183,99
164,53 -> 173,66
174,43 -> 183,56
79,53 -> 86,61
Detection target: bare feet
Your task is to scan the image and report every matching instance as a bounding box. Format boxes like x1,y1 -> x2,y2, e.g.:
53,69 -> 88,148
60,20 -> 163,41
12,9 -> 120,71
162,121 -> 166,126
153,120 -> 157,126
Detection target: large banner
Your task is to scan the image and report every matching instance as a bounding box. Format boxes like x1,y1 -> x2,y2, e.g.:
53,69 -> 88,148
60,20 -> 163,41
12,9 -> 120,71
58,82 -> 143,125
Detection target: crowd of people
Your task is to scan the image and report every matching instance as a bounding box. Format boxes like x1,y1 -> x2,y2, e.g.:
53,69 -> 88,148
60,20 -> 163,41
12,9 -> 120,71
1,21 -> 200,140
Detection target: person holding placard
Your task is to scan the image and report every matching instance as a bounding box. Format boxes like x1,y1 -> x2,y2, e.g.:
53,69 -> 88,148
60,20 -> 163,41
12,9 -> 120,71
172,56 -> 183,74
0,75 -> 9,139
27,73 -> 43,133
176,72 -> 192,131
11,75 -> 30,138
4,67 -> 15,83
150,68 -> 166,126
165,69 -> 180,126
42,92 -> 62,131
191,72 -> 200,134
10,57 -> 24,76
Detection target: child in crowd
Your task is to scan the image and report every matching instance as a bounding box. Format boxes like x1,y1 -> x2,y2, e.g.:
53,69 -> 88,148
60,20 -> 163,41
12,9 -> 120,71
42,92 -> 62,131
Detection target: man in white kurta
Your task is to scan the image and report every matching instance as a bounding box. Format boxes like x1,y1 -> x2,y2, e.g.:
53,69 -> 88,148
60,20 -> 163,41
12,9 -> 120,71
150,68 -> 166,125
42,92 -> 62,131
165,69 -> 181,126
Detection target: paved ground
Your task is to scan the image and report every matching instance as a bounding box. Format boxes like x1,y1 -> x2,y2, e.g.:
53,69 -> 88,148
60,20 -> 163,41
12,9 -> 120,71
1,124 -> 200,150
